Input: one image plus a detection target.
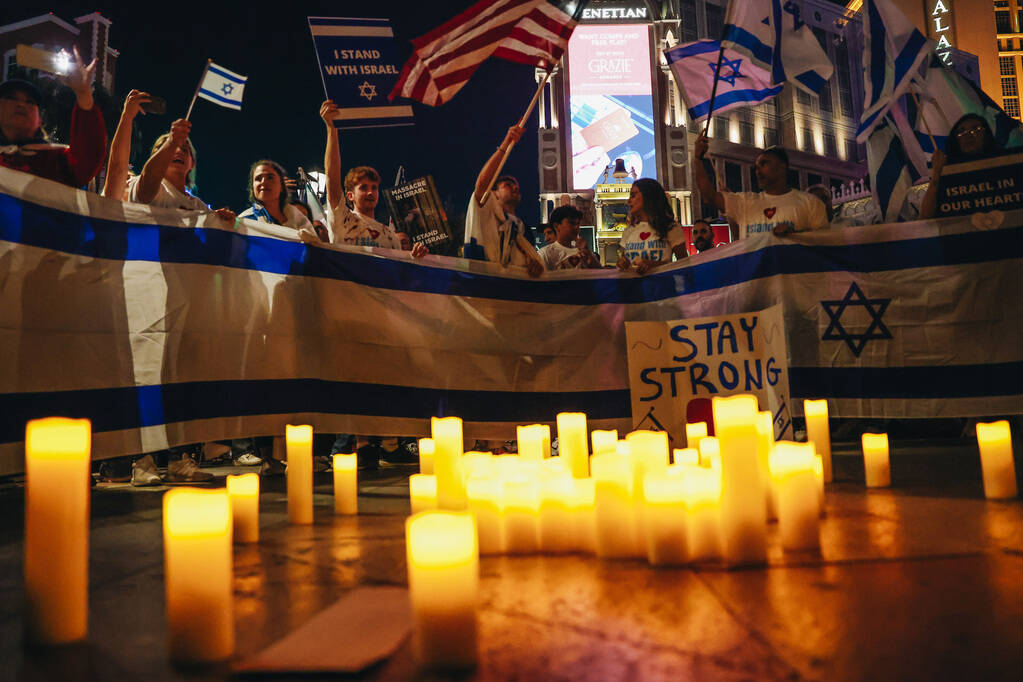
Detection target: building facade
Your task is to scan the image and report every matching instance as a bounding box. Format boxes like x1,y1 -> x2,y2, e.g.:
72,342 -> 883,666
995,0 -> 1023,119
536,0 -> 869,259
0,12 -> 118,92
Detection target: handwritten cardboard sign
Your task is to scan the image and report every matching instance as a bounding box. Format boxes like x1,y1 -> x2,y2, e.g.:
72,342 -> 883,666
625,304 -> 792,446
938,152 -> 1023,217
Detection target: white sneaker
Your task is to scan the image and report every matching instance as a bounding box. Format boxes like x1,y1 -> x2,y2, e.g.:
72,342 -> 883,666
166,455 -> 215,484
130,454 -> 162,487
235,452 -> 263,466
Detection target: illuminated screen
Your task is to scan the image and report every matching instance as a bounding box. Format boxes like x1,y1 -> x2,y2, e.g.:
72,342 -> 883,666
567,24 -> 656,191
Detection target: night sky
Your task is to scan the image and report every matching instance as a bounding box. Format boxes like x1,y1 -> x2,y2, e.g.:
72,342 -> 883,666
11,2 -> 545,226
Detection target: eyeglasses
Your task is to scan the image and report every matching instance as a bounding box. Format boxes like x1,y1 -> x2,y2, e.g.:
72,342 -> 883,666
955,126 -> 986,138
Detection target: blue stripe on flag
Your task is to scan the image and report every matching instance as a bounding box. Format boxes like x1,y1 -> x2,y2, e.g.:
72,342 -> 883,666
866,0 -> 886,108
794,71 -> 826,93
721,25 -> 773,65
3,193 -> 1023,306
2,361 -> 1021,443
667,40 -> 720,61
893,30 -> 927,82
688,86 -> 783,119
208,64 -> 246,84
199,88 -> 242,107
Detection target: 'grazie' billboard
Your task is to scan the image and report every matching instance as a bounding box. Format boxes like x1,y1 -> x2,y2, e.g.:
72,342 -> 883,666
567,24 -> 657,190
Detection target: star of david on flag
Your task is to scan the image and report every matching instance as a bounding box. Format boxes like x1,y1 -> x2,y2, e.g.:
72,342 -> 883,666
197,61 -> 247,111
665,39 -> 782,123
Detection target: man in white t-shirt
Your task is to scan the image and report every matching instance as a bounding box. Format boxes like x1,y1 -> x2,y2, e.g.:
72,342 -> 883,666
538,205 -> 601,271
319,99 -> 427,256
464,125 -> 543,278
694,132 -> 827,239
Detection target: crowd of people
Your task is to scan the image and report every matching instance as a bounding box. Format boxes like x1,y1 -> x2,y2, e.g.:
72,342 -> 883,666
2,52 -> 1010,482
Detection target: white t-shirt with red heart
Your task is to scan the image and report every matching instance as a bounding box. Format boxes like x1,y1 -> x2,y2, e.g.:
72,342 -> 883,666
329,201 -> 401,249
618,221 -> 685,265
722,189 -> 828,238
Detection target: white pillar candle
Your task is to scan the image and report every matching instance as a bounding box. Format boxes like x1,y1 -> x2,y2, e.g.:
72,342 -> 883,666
569,477 -> 596,554
24,417 -> 91,644
557,412 -> 589,478
517,424 -> 550,461
680,465 -> 722,561
804,399 -> 833,483
862,433 -> 891,488
502,473 -> 540,554
226,473 -> 259,543
418,437 -> 435,475
770,442 -> 820,550
163,488 -> 233,663
286,424 -> 314,524
699,436 -> 721,470
591,453 -> 640,558
539,471 -> 575,553
976,420 -> 1017,499
685,421 -> 708,451
673,448 -> 699,466
590,429 -> 618,457
432,417 -> 466,510
405,511 -> 478,669
461,451 -> 494,482
813,454 -> 825,515
643,469 -> 688,566
712,395 -> 767,566
410,474 -> 438,514
333,454 -> 358,515
626,430 -> 670,550
466,477 -> 502,554
756,411 -> 776,521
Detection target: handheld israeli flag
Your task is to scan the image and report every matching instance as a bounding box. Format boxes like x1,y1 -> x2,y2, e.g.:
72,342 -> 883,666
665,40 -> 782,122
913,55 -> 1023,153
855,0 -> 932,142
196,61 -> 247,111
721,0 -> 833,95
867,109 -> 923,223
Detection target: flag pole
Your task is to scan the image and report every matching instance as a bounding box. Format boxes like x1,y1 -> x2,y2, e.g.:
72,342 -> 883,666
702,42 -> 727,135
185,59 -> 212,121
479,68 -> 553,206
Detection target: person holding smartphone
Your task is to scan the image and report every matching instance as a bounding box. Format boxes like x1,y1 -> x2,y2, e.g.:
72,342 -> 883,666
0,46 -> 107,188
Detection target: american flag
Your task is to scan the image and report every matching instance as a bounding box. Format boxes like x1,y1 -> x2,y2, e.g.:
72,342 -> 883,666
389,0 -> 576,106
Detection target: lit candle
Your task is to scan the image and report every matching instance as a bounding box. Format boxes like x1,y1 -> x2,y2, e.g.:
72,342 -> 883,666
680,465 -> 721,561
804,399 -> 833,483
163,488 -> 233,663
502,472 -> 540,554
685,421 -> 708,451
333,454 -> 358,515
539,470 -> 575,553
462,451 -> 494,482
406,512 -> 478,669
626,430 -> 670,550
410,474 -> 438,514
976,421 -> 1017,499
756,411 -> 776,521
466,477 -> 502,554
813,454 -> 825,514
432,417 -> 466,510
643,469 -> 687,566
591,429 -> 618,457
517,424 -> 550,461
673,448 -> 699,466
862,433 -> 891,488
770,442 -> 820,550
286,424 -> 313,524
569,477 -> 596,554
418,437 -> 435,475
591,452 -> 640,558
712,395 -> 767,566
226,472 -> 259,543
24,417 -> 91,644
557,412 -> 589,478
699,436 -> 721,470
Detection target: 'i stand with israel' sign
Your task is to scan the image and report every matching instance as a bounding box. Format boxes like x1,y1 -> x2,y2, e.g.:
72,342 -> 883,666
309,17 -> 413,130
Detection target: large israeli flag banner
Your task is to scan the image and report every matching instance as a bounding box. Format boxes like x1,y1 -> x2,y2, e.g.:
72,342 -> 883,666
197,61 -> 247,111
1,168 -> 1021,474
309,16 -> 413,130
665,39 -> 783,122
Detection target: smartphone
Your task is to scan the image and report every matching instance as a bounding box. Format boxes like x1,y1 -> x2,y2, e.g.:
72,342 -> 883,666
141,96 -> 167,115
16,44 -> 70,76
